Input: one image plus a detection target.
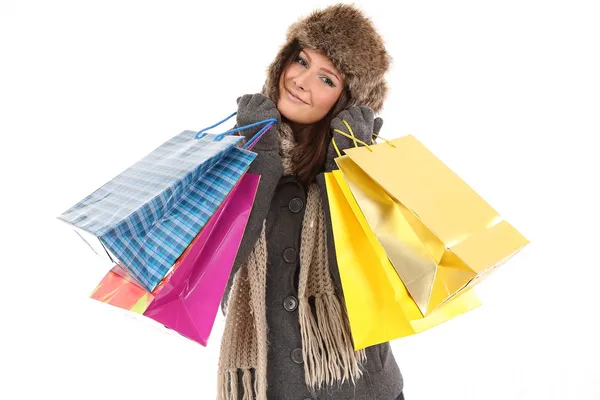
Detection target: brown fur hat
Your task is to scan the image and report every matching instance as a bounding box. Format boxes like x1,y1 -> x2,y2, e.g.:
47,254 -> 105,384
263,3 -> 391,113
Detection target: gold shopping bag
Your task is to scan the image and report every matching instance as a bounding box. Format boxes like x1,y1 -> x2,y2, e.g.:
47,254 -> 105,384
337,133 -> 529,316
325,169 -> 481,350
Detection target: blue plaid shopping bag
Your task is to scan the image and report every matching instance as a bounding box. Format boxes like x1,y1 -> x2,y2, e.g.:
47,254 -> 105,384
59,114 -> 275,292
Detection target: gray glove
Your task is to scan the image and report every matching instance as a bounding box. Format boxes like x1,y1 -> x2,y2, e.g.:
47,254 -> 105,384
326,105 -> 383,171
236,94 -> 281,152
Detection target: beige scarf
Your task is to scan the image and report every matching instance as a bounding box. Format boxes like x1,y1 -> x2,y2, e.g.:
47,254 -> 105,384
216,123 -> 366,400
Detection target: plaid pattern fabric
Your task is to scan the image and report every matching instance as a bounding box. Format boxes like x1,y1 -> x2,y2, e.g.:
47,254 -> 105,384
60,130 -> 255,292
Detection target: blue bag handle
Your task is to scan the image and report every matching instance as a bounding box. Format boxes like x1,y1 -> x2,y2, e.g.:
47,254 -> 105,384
195,112 -> 277,150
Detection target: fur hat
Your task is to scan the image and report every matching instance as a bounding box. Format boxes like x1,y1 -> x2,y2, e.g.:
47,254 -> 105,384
263,3 -> 392,113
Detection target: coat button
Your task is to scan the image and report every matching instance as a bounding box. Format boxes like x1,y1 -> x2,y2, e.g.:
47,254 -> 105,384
283,296 -> 298,312
291,348 -> 303,364
289,198 -> 304,213
283,248 -> 297,264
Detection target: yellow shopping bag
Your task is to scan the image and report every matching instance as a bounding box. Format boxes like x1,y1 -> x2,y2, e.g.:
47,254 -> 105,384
325,170 -> 481,350
335,130 -> 529,316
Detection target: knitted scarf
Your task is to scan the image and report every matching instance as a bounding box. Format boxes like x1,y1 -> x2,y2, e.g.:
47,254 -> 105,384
216,123 -> 366,400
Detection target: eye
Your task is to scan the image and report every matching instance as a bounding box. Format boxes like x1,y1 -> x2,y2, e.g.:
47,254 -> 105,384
295,56 -> 308,68
320,76 -> 336,87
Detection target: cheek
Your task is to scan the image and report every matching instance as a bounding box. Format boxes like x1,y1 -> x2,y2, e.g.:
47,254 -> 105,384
281,64 -> 302,83
312,87 -> 341,114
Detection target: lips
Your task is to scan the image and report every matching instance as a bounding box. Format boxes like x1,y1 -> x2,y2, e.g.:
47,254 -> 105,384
286,88 -> 308,105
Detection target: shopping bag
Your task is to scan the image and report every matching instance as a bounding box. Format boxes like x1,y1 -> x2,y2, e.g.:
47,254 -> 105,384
58,114 -> 275,293
90,255 -> 186,314
142,173 -> 260,346
325,170 -> 481,350
89,202 -> 219,313
336,133 -> 529,316
90,265 -> 155,314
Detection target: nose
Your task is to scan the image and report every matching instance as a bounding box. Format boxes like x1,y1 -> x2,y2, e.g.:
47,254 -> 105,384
293,70 -> 309,91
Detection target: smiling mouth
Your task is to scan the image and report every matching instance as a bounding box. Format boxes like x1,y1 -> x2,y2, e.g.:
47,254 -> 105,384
286,88 -> 308,105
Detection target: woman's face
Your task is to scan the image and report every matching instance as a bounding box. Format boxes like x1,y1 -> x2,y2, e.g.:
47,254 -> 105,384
277,48 -> 344,124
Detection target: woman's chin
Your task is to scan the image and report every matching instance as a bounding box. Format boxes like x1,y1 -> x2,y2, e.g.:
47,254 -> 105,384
278,100 -> 319,125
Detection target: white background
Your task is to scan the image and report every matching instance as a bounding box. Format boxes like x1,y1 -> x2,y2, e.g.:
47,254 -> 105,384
1,1 -> 599,399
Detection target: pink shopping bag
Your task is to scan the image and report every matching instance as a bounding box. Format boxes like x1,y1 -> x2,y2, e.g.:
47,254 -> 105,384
143,173 -> 260,346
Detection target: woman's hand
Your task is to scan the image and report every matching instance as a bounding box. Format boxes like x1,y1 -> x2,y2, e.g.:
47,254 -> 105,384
236,94 -> 282,152
326,105 -> 383,171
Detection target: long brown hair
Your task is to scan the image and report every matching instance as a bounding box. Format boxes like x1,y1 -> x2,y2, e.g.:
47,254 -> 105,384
277,42 -> 352,187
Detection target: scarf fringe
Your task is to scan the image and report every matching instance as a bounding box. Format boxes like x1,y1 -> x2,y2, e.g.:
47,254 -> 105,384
299,293 -> 367,394
217,368 -> 261,400
242,369 -> 254,400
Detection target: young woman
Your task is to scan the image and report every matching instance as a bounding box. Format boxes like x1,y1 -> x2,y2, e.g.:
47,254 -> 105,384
218,4 -> 404,399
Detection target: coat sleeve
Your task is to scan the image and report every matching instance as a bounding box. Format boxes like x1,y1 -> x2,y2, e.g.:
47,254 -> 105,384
315,172 -> 346,303
220,147 -> 283,316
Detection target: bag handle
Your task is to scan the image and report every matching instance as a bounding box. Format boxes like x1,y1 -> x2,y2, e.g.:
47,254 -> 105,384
194,112 -> 278,150
331,119 -> 396,157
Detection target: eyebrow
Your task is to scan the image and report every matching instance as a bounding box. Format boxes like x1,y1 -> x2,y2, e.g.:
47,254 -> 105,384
300,50 -> 342,83
321,67 -> 341,83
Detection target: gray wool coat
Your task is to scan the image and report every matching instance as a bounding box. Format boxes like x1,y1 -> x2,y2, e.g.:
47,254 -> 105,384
221,145 -> 404,400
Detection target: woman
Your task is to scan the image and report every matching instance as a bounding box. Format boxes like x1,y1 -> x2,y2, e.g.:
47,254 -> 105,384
218,4 -> 404,399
